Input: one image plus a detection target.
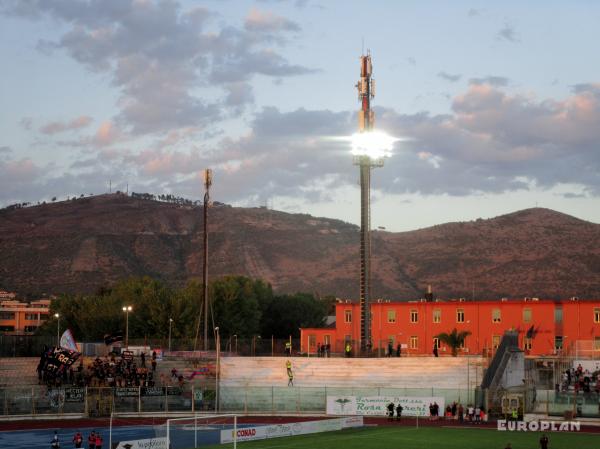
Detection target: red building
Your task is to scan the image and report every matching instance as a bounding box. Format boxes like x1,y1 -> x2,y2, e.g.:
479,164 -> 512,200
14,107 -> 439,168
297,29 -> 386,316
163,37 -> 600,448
300,298 -> 600,356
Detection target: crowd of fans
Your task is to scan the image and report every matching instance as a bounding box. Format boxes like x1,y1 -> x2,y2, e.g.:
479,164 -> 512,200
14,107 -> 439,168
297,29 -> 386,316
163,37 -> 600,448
37,351 -> 163,388
557,364 -> 600,394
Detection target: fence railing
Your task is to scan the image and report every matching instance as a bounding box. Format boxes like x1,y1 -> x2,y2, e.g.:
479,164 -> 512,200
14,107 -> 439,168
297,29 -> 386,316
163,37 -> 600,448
0,385 -> 215,417
3,385 -> 598,418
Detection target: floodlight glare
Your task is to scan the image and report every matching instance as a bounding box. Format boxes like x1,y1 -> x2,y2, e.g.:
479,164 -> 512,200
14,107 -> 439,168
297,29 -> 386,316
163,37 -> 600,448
350,131 -> 397,159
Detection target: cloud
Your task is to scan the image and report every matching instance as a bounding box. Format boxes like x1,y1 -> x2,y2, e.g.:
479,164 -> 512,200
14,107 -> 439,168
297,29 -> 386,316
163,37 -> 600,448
468,8 -> 482,17
496,22 -> 519,43
469,76 -> 509,87
0,146 -> 11,155
19,117 -> 33,130
245,7 -> 301,33
4,80 -> 600,207
3,0 -> 315,135
438,71 -> 462,83
571,83 -> 600,95
40,116 -> 93,135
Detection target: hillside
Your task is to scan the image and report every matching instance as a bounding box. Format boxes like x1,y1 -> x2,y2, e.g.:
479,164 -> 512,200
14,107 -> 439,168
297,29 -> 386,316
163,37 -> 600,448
0,194 -> 599,299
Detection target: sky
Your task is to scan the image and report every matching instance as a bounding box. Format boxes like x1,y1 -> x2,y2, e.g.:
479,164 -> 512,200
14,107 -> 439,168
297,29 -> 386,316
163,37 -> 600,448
1,0 -> 600,232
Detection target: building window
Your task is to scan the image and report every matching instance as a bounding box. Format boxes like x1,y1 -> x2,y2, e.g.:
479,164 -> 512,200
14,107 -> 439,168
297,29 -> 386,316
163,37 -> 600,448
594,337 -> 600,351
388,336 -> 396,346
344,310 -> 352,323
524,337 -> 532,351
0,325 -> 15,332
410,336 -> 418,349
410,309 -> 418,323
492,309 -> 501,323
492,335 -> 501,350
39,313 -> 49,320
324,335 -> 331,345
387,310 -> 396,323
433,337 -> 440,349
554,336 -> 563,351
0,312 -> 15,320
308,334 -> 316,347
554,308 -> 563,323
344,334 -> 352,342
24,325 -> 38,332
456,308 -> 465,323
25,313 -> 38,321
594,308 -> 600,323
433,309 -> 441,323
523,308 -> 532,323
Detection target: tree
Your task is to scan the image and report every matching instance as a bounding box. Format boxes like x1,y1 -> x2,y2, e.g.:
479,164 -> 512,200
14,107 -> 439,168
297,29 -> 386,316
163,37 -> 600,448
435,328 -> 472,356
259,293 -> 328,338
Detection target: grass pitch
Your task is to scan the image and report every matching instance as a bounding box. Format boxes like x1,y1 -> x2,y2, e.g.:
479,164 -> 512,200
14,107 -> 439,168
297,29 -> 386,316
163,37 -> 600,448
204,425 -> 600,449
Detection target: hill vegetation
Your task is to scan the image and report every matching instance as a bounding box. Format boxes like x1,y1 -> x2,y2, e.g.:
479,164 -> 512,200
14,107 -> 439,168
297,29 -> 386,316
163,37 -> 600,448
1,193 -> 599,299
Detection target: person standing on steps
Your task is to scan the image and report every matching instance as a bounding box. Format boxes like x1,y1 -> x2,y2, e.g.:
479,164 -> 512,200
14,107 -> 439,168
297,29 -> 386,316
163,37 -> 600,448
286,360 -> 294,386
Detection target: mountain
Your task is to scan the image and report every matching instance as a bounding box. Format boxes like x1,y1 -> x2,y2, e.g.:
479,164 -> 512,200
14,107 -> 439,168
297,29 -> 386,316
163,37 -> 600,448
0,194 -> 599,299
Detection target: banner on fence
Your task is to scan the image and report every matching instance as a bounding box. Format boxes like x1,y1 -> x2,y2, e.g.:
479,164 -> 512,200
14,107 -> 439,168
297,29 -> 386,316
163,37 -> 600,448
220,416 -> 363,444
64,387 -> 85,402
115,437 -> 168,449
326,396 -> 445,417
115,387 -> 139,397
142,387 -> 164,396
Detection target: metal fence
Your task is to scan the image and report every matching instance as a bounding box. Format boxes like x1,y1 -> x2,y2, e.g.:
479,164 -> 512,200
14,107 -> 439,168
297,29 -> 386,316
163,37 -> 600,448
0,385 -> 215,417
219,386 -> 476,414
533,389 -> 600,418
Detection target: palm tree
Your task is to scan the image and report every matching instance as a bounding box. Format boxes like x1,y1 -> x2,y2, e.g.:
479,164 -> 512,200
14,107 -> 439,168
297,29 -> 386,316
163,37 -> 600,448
435,328 -> 472,356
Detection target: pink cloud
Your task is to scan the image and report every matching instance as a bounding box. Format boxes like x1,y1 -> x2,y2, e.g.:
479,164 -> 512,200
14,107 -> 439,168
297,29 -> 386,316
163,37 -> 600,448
40,115 -> 93,135
93,121 -> 121,146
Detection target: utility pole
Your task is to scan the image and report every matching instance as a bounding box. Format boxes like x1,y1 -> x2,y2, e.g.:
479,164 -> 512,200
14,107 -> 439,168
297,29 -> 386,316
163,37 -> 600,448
203,169 -> 212,351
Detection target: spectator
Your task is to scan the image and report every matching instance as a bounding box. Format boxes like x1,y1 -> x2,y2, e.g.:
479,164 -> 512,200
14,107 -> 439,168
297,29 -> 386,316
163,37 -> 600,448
387,402 -> 395,422
396,343 -> 401,357
396,403 -> 403,421
387,341 -> 393,358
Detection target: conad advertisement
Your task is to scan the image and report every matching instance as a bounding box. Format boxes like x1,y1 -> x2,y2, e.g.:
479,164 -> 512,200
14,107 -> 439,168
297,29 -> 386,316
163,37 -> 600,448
326,396 -> 445,417
220,416 -> 363,443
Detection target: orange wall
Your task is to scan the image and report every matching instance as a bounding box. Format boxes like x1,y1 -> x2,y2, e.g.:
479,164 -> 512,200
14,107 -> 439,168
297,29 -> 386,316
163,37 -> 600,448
0,308 -> 50,333
301,300 -> 600,356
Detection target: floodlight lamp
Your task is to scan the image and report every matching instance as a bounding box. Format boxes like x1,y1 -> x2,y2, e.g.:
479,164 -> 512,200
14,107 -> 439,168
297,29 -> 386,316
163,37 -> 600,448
54,313 -> 59,318
350,131 -> 397,159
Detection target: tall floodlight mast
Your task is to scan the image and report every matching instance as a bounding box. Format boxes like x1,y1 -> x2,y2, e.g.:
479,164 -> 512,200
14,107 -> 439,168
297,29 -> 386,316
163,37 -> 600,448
354,51 -> 382,354
203,168 -> 212,351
